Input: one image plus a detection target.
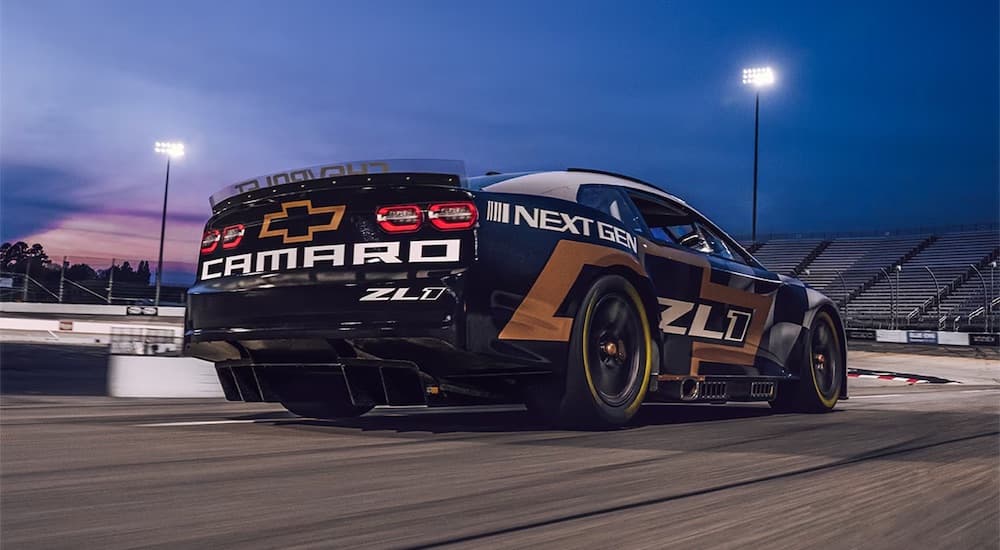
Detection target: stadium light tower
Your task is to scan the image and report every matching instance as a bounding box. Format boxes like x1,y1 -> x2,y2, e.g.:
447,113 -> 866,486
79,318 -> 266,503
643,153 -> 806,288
742,66 -> 776,243
153,141 -> 185,306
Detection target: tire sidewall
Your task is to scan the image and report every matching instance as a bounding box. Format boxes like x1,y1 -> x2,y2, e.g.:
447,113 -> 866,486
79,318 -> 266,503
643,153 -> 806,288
808,310 -> 842,410
562,275 -> 653,427
770,309 -> 843,413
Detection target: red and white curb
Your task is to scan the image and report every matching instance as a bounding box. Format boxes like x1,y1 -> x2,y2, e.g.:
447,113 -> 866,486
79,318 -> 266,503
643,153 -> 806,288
848,372 -> 928,384
846,369 -> 958,384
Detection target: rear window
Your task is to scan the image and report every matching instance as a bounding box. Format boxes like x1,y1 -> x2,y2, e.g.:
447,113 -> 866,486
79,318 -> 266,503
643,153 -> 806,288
464,172 -> 533,191
628,192 -> 753,265
577,184 -> 645,233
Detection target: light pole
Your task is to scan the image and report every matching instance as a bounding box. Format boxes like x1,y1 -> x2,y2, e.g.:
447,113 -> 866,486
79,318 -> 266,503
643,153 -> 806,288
923,265 -> 941,324
741,66 -> 775,244
895,265 -> 902,327
970,264 -> 988,332
835,269 -> 849,323
880,266 -> 895,329
153,141 -> 185,306
816,268 -> 850,322
990,261 -> 997,330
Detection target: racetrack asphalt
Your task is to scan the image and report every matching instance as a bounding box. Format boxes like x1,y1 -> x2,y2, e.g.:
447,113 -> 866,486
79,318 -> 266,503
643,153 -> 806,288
1,345 -> 998,549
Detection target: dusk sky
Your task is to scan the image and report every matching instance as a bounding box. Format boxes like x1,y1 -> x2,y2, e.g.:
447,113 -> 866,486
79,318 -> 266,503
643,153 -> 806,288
2,0 -> 997,281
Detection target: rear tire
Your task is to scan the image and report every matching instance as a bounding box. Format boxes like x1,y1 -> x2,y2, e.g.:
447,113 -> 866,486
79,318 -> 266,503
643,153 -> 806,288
770,310 -> 843,413
281,401 -> 373,420
526,275 -> 654,429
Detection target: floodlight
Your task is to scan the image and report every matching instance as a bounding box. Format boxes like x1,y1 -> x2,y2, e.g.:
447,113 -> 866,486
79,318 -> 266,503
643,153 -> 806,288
154,141 -> 185,157
741,66 -> 775,87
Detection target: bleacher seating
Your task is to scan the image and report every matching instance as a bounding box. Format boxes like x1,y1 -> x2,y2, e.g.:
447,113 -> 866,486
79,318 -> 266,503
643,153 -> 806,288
938,263 -> 999,322
849,231 -> 999,323
797,235 -> 928,306
752,239 -> 823,276
940,277 -> 993,322
749,228 -> 999,328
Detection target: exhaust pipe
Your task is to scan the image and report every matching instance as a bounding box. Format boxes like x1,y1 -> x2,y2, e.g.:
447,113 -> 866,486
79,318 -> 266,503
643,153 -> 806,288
655,377 -> 702,401
680,378 -> 699,401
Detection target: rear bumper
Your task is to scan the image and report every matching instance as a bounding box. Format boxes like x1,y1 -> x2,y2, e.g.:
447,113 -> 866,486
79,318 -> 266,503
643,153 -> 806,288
183,264 -> 564,384
185,272 -> 466,348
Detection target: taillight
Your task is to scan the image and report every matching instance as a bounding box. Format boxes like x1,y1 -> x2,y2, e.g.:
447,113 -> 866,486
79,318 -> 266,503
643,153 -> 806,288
376,205 -> 423,233
200,229 -> 220,255
428,202 -> 477,230
221,224 -> 245,249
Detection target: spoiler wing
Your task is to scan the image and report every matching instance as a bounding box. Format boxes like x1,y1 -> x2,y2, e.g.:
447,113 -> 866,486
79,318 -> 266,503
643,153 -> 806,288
209,158 -> 467,208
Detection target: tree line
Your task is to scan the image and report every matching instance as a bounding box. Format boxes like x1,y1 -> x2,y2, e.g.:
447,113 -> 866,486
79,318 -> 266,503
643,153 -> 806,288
1,241 -> 152,284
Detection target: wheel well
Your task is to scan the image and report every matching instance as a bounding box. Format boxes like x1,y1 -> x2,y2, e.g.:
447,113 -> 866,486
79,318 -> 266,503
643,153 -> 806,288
595,265 -> 662,346
560,265 -> 662,347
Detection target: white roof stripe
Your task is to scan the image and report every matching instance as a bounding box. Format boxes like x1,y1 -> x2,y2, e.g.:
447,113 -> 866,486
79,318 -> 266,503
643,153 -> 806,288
479,170 -> 686,205
477,170 -> 757,263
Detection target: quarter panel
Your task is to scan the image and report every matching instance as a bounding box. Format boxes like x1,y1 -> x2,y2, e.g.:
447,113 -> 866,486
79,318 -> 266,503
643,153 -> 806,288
638,238 -> 784,377
465,191 -> 647,370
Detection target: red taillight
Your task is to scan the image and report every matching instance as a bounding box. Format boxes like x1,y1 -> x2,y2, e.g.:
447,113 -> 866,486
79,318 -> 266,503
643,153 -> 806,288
221,224 -> 245,249
200,229 -> 220,255
376,205 -> 423,233
428,202 -> 477,230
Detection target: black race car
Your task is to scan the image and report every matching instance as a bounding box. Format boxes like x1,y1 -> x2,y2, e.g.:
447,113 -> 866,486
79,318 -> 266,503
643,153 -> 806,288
185,159 -> 846,428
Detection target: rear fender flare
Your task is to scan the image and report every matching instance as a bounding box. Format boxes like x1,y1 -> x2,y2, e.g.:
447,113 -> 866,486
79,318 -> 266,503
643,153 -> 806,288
562,264 -> 663,378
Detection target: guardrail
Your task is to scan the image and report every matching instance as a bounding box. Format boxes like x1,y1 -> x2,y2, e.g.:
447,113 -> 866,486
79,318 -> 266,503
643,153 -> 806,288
0,315 -> 182,345
0,302 -> 185,317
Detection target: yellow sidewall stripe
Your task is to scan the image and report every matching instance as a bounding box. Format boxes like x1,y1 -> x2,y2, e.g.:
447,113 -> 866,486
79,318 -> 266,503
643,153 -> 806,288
810,311 -> 840,409
624,285 -> 653,415
582,283 -> 653,415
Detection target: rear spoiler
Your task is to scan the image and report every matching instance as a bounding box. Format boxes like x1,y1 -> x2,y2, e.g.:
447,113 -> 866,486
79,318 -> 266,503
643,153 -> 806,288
209,158 -> 467,210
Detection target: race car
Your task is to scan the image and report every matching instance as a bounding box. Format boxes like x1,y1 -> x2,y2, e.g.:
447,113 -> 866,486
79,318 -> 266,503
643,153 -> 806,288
185,159 -> 846,428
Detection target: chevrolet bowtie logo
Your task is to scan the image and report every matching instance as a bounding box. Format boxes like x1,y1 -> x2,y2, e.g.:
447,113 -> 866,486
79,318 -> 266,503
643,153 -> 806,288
259,200 -> 346,244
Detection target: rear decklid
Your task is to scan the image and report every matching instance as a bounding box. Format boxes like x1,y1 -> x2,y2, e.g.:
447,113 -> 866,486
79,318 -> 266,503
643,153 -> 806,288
197,159 -> 475,284
187,159 -> 478,341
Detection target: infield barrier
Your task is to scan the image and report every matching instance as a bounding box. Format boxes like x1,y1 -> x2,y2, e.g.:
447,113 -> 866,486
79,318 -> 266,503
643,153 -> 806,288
847,329 -> 998,347
108,355 -> 223,398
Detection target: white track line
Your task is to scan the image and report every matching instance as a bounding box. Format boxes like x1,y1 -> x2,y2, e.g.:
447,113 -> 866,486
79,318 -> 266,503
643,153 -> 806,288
137,419 -> 295,427
850,389 -> 1000,400
848,394 -> 910,399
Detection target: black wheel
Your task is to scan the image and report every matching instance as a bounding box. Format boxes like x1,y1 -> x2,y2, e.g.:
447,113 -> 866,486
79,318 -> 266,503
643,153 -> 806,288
770,309 -> 843,413
525,275 -> 654,428
281,401 -> 373,420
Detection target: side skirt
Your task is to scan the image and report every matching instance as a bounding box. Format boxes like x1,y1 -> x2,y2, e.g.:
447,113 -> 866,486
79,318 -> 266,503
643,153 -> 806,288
650,375 -> 786,403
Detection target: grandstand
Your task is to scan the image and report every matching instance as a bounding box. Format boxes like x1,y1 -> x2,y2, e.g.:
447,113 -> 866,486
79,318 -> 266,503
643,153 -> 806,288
748,238 -> 824,277
800,235 -> 929,307
847,231 -> 997,327
749,227 -> 999,330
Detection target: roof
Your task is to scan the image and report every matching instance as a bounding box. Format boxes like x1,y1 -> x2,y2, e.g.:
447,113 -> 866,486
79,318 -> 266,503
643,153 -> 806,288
467,169 -> 686,206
